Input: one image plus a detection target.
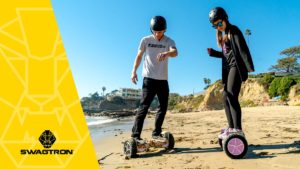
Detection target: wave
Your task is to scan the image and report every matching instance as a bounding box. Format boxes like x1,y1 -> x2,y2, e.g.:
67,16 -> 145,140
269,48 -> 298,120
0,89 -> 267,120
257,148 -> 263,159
86,117 -> 116,126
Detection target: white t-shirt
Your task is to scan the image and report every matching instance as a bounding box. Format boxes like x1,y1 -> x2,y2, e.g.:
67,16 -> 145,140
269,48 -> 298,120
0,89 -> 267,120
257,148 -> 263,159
139,35 -> 176,80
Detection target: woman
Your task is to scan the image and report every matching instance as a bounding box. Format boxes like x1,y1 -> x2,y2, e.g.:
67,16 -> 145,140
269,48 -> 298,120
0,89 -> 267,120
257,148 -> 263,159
207,7 -> 255,139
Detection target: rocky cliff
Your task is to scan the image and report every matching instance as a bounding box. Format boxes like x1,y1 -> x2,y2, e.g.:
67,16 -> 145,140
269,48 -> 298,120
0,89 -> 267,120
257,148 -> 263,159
198,78 -> 299,111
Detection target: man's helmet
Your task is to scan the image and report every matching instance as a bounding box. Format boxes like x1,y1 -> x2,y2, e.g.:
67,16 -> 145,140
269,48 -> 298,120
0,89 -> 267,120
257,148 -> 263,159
150,16 -> 167,31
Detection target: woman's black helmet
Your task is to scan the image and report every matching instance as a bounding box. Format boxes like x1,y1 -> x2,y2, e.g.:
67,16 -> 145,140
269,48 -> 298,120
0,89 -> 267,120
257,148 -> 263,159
150,16 -> 167,31
209,7 -> 228,23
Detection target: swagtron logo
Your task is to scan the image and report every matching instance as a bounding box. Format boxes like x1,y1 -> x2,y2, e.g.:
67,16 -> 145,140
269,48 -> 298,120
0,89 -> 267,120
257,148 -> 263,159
20,130 -> 74,155
39,130 -> 56,148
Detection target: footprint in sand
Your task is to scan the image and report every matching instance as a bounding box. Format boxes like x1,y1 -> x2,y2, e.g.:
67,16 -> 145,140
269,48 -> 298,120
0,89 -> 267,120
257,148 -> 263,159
257,151 -> 269,156
210,140 -> 218,144
283,128 -> 299,133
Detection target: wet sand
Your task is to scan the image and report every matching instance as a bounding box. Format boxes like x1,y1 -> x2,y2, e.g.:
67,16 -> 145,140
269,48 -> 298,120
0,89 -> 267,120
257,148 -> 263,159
95,106 -> 300,169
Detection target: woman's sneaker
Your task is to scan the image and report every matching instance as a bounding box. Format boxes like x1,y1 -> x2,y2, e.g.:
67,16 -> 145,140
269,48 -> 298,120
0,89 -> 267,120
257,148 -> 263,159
218,128 -> 245,140
231,128 -> 245,137
218,128 -> 232,139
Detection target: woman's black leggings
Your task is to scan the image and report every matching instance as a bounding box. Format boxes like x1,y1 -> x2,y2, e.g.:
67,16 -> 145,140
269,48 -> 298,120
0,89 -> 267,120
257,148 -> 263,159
223,67 -> 242,129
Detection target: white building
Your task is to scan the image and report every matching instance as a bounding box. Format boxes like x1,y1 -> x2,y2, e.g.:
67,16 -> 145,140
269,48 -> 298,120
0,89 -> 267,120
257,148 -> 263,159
115,88 -> 142,100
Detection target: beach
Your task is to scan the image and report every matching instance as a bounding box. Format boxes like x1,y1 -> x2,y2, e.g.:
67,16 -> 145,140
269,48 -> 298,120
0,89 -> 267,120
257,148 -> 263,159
94,106 -> 300,169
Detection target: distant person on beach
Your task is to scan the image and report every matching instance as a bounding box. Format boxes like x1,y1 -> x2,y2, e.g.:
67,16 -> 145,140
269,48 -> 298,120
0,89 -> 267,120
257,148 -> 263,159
207,7 -> 255,139
130,16 -> 178,142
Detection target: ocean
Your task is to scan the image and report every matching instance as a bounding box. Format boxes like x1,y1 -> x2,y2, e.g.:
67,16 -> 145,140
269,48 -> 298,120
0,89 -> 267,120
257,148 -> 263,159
86,116 -> 135,142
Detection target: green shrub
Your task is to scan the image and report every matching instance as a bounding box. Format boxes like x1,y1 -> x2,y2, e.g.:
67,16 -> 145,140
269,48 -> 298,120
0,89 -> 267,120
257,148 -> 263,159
240,100 -> 258,107
249,74 -> 261,78
150,97 -> 159,110
174,104 -> 187,112
278,77 -> 296,100
268,77 -> 296,100
168,93 -> 181,110
186,95 -> 204,109
268,77 -> 282,98
258,73 -> 275,90
110,96 -> 125,104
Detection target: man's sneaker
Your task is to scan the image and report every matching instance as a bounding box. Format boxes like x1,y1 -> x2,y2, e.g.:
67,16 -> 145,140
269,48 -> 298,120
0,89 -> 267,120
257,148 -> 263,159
133,137 -> 146,144
152,134 -> 165,140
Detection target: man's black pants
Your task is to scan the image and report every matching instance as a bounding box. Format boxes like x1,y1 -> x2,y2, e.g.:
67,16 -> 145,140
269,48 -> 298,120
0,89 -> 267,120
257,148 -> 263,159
131,77 -> 169,138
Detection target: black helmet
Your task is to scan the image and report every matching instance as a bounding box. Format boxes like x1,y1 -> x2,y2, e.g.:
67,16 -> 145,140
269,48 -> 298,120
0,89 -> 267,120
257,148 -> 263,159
209,7 -> 228,23
150,16 -> 167,31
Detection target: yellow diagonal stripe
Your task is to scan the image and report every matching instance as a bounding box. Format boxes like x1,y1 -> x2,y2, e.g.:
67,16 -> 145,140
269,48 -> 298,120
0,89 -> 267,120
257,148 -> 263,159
0,1 -> 99,168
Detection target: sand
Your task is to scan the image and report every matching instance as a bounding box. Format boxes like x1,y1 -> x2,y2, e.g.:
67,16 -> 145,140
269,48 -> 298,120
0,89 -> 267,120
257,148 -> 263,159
95,106 -> 300,169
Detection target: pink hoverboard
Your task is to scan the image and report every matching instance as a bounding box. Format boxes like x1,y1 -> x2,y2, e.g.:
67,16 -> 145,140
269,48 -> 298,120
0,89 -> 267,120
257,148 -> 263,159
219,131 -> 248,159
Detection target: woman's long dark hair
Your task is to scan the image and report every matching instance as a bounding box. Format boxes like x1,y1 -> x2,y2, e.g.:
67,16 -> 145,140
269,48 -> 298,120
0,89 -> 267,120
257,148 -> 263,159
216,21 -> 229,48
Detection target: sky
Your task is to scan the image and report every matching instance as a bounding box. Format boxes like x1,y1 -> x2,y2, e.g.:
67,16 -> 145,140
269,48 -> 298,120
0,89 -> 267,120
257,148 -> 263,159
51,0 -> 300,98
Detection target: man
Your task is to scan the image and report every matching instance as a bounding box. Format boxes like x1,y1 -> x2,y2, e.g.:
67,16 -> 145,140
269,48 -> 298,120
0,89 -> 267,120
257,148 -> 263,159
131,15 -> 178,141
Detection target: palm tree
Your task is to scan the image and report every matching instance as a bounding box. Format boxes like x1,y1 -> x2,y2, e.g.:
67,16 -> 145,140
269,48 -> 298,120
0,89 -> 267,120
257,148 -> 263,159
102,86 -> 106,96
245,29 -> 251,46
203,78 -> 211,90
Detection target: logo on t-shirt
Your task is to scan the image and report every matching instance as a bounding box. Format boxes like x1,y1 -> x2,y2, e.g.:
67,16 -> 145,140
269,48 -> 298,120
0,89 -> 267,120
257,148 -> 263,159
148,43 -> 166,48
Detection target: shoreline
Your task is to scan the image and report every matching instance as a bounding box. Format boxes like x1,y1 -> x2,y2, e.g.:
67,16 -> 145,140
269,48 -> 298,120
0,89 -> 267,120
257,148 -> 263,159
88,116 -> 136,143
93,106 -> 300,169
85,110 -> 136,119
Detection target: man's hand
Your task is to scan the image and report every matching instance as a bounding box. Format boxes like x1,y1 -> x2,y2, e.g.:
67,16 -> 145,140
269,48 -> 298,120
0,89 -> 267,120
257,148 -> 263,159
131,71 -> 138,84
157,52 -> 167,62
